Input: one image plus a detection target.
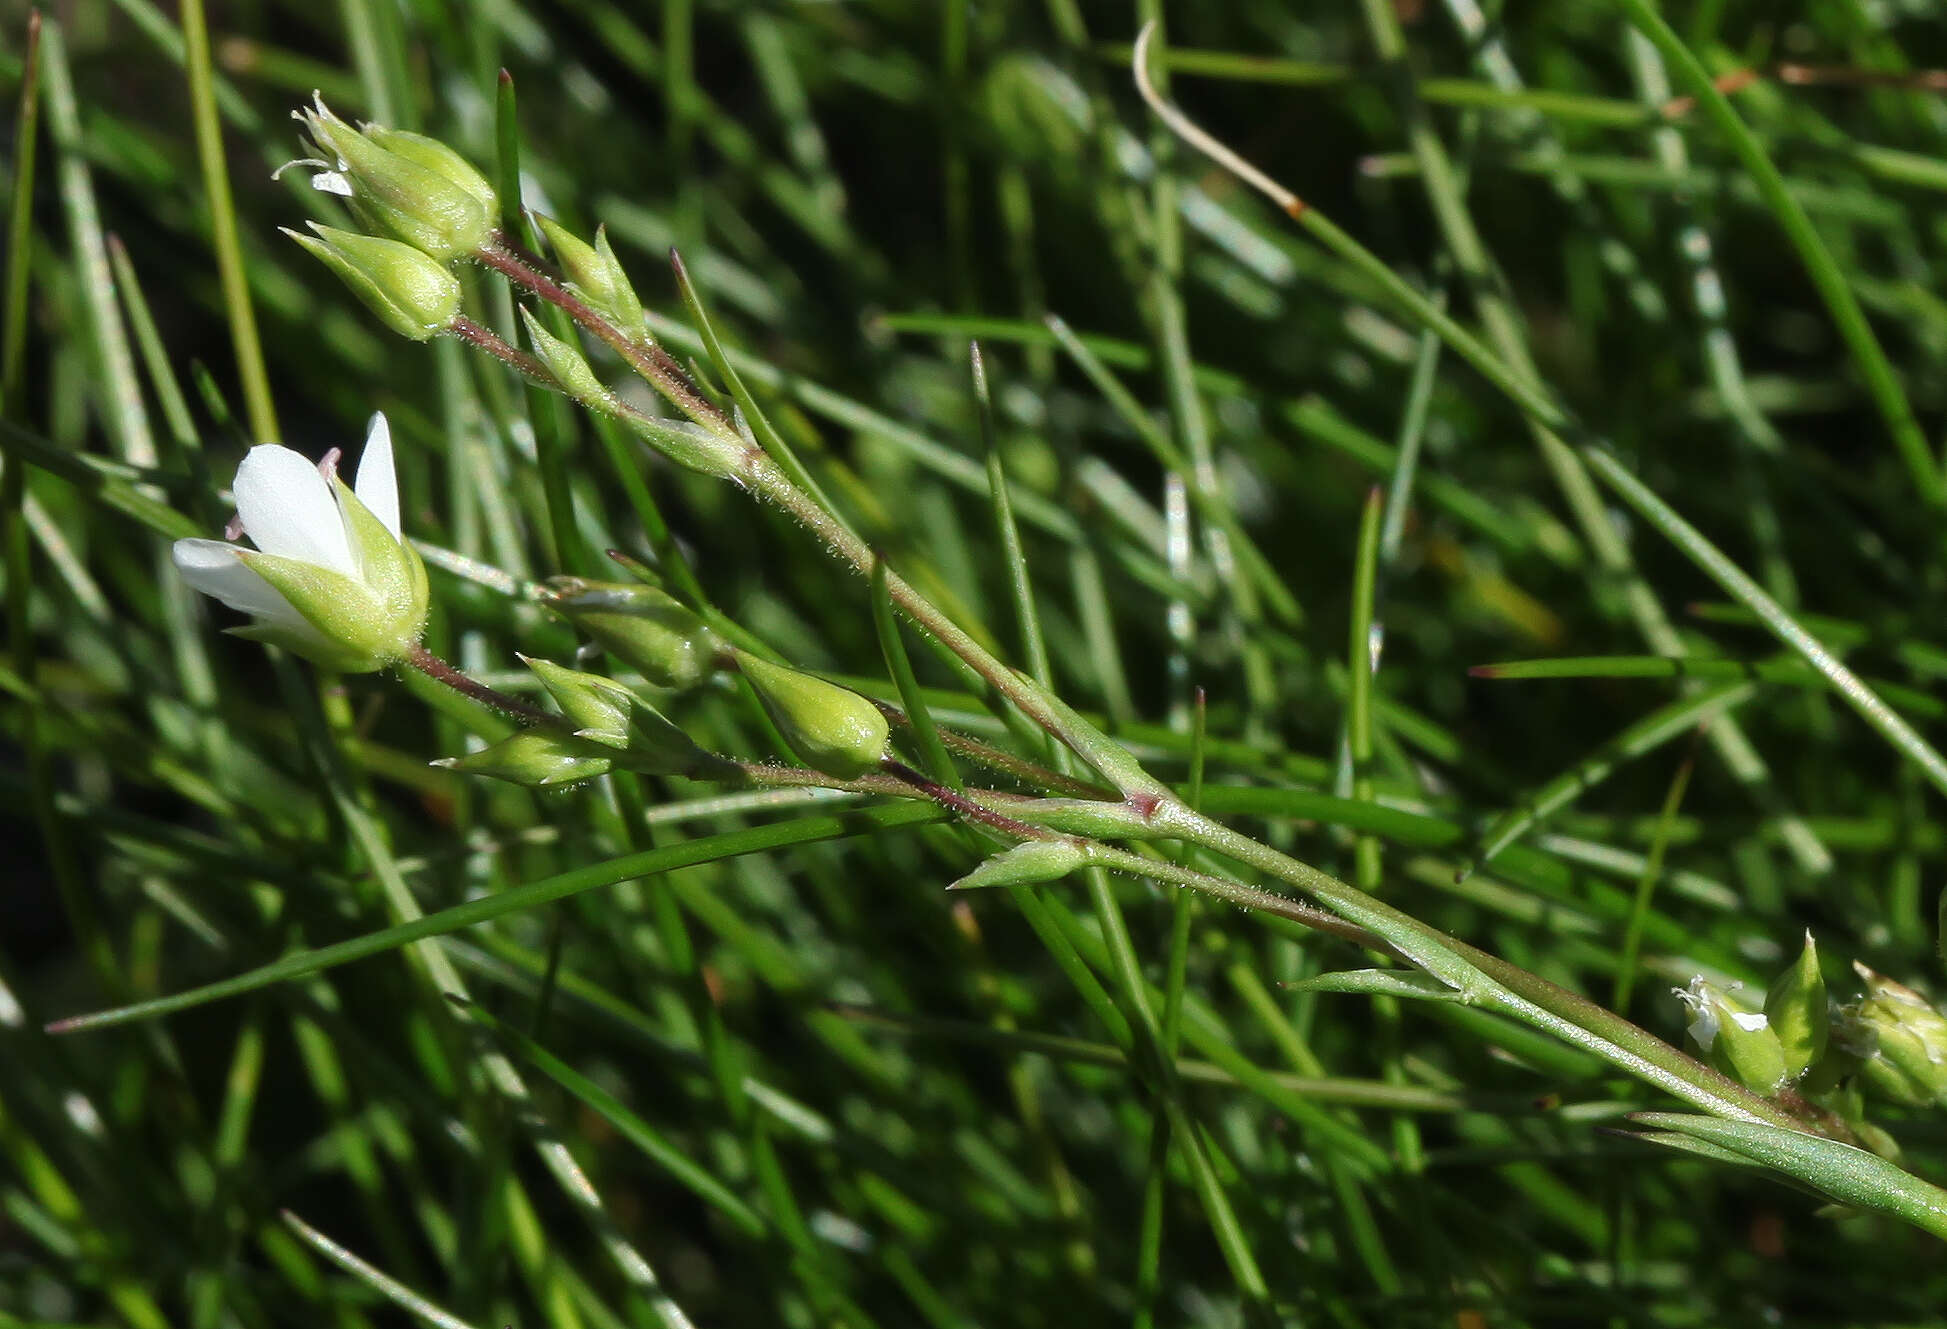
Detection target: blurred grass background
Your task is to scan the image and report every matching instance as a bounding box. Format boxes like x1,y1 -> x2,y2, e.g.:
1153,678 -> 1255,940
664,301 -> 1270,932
7,0 -> 1947,1324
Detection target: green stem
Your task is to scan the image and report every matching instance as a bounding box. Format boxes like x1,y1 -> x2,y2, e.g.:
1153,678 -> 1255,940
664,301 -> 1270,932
474,154 -> 1815,1147
1158,802 -> 1802,1131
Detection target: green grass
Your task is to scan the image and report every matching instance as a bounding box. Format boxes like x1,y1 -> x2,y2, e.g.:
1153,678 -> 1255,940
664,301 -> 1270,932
8,2 -> 1947,1325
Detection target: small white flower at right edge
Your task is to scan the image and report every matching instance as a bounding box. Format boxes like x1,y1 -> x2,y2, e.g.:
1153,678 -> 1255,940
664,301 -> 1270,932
173,414 -> 429,672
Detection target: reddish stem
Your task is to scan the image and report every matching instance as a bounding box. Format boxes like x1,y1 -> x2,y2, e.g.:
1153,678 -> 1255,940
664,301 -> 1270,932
404,644 -> 557,726
476,236 -> 733,432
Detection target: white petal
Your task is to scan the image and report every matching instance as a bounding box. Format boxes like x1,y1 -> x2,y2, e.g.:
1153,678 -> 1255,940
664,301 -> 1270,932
173,539 -> 308,629
311,171 -> 355,197
233,444 -> 358,576
354,413 -> 402,538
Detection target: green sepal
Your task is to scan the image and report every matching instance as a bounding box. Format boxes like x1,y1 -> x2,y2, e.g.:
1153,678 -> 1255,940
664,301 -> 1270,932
521,655 -> 721,776
735,649 -> 890,779
542,579 -> 721,691
1848,964 -> 1947,1108
286,224 -> 462,341
523,656 -> 634,743
947,839 -> 1086,891
518,307 -> 608,402
432,729 -> 613,788
302,101 -> 493,260
1708,987 -> 1789,1095
364,126 -> 498,215
235,550 -> 414,668
334,477 -> 429,638
1683,977 -> 1788,1095
534,215 -> 646,335
1765,931 -> 1829,1079
225,621 -> 384,674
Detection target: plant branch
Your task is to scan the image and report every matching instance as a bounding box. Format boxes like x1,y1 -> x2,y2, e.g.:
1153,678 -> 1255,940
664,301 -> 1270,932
478,235 -> 734,434
403,644 -> 557,726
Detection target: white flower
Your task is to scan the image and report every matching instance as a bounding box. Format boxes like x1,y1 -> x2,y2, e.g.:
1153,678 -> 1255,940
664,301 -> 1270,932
173,414 -> 428,672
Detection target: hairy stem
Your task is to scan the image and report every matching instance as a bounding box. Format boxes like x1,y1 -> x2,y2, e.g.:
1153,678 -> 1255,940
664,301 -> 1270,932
404,643 -> 557,726
450,315 -> 554,385
470,210 -> 1817,1138
1159,802 -> 1805,1130
478,236 -> 733,434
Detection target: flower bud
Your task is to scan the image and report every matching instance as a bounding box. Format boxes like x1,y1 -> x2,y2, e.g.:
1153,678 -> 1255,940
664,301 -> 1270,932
287,224 -> 462,341
523,656 -> 636,744
295,98 -> 495,260
1677,977 -> 1788,1094
534,215 -> 646,337
520,655 -> 717,776
432,729 -> 613,788
1844,963 -> 1947,1108
518,308 -> 609,402
734,649 -> 890,779
1765,931 -> 1829,1080
362,126 -> 498,214
541,579 -> 720,691
948,839 -> 1088,891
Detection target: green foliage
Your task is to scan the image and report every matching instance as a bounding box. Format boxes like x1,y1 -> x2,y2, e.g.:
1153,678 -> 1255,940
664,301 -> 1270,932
11,3 -> 1947,1326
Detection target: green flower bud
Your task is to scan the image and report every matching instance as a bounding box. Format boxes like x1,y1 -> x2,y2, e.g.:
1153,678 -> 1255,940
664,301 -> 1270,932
287,224 -> 462,341
362,126 -> 498,215
1844,963 -> 1947,1108
533,215 -> 646,336
523,656 -> 636,744
432,729 -> 613,788
541,579 -> 720,691
947,839 -> 1088,891
520,656 -> 717,776
1765,931 -> 1829,1080
1678,977 -> 1788,1094
734,649 -> 890,778
295,98 -> 495,260
517,307 -> 608,402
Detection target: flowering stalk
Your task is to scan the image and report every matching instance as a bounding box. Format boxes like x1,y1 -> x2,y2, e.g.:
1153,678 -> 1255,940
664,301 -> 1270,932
476,232 -> 1810,1135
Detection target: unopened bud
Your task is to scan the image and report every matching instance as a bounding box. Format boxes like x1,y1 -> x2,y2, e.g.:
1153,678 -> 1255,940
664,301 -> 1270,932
734,649 -> 890,779
520,655 -> 716,775
1844,963 -> 1947,1108
295,97 -> 495,260
542,579 -> 720,691
287,224 -> 462,341
518,308 -> 608,402
1765,931 -> 1829,1079
948,839 -> 1087,891
363,126 -> 498,215
432,729 -> 613,788
534,215 -> 646,336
